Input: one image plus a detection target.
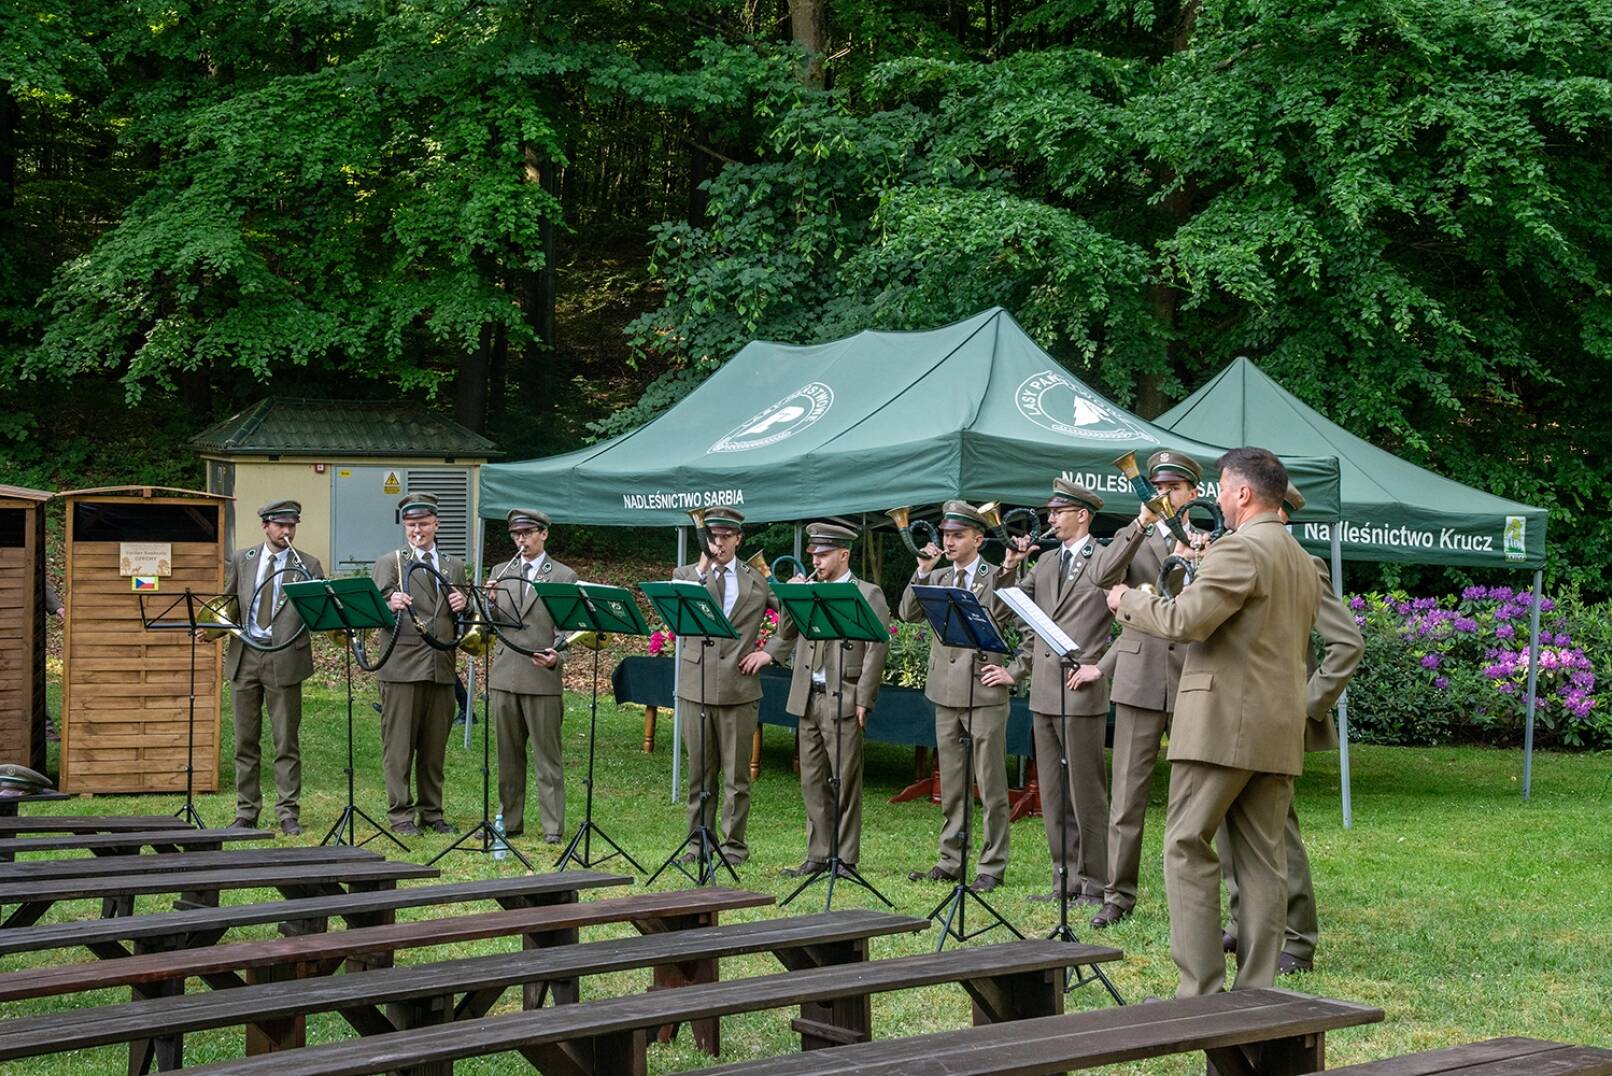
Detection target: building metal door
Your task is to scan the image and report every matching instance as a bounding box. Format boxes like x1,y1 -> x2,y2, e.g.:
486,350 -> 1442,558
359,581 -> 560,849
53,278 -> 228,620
330,465 -> 471,575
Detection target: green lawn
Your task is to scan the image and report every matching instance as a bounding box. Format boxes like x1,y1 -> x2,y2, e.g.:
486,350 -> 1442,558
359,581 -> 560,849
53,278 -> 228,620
12,675 -> 1611,1073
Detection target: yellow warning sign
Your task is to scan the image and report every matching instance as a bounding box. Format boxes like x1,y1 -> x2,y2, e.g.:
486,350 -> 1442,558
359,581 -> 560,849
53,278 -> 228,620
383,471 -> 402,495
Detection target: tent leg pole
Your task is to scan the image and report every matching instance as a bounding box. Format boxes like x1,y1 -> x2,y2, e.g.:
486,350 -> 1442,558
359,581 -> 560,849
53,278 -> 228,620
671,526 -> 687,805
793,523 -> 802,562
465,517 -> 483,750
1331,526 -> 1352,830
1523,569 -> 1542,801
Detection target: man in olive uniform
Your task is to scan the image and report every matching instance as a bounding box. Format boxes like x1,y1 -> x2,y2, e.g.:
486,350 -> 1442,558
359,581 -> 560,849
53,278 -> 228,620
998,478 -> 1149,904
1091,451 -> 1204,928
755,523 -> 890,877
486,508 -> 577,842
899,501 -> 1024,893
222,500 -> 323,835
1222,482 -> 1364,973
1107,447 -> 1321,995
372,492 -> 468,837
670,507 -> 779,866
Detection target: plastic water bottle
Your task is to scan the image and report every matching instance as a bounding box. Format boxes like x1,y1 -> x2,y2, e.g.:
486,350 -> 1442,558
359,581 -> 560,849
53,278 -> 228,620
492,813 -> 509,860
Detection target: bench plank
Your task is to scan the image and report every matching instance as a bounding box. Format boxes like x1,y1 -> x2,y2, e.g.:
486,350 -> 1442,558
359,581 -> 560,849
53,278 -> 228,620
0,828 -> 274,858
0,859 -> 439,907
0,872 -> 628,958
0,888 -> 775,1002
176,937 -> 1120,1075
0,815 -> 191,835
678,987 -> 1384,1075
1324,1037 -> 1612,1076
0,845 -> 380,880
0,909 -> 932,1065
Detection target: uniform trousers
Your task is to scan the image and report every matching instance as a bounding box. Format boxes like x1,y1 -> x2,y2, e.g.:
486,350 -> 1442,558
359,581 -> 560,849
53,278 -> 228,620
493,690 -> 564,838
378,680 -> 453,828
1164,760 -> 1294,996
934,702 -> 1010,879
1221,796 -> 1320,961
229,649 -> 303,824
1103,704 -> 1170,910
798,689 -> 864,865
679,699 -> 758,862
1032,710 -> 1108,896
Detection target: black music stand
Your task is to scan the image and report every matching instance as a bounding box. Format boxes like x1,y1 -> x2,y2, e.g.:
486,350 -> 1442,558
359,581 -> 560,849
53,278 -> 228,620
282,578 -> 407,851
138,590 -> 224,828
640,580 -> 740,886
533,581 -> 653,874
994,585 -> 1124,1002
769,579 -> 893,912
909,584 -> 1023,950
428,583 -> 535,870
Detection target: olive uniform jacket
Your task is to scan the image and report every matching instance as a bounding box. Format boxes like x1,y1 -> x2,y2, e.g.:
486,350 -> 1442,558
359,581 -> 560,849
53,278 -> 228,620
372,547 -> 468,685
1305,557 -> 1365,751
223,545 -> 324,688
486,555 -> 578,696
897,559 -> 1025,708
1097,522 -> 1187,712
671,559 -> 780,707
1003,526 -> 1145,716
764,577 -> 891,718
1115,512 -> 1320,776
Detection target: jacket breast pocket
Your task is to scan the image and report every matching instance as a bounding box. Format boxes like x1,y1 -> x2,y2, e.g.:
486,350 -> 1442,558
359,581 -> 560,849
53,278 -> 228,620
1115,634 -> 1143,654
1178,671 -> 1214,693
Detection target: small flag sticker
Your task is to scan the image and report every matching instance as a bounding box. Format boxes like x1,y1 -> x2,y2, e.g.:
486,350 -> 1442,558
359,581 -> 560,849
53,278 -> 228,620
132,576 -> 159,592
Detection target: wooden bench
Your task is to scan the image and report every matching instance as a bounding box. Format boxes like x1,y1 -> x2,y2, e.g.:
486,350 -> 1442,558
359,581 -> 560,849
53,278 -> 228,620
1324,1036 -> 1612,1074
167,937 -> 1122,1076
0,908 -> 931,1072
680,986 -> 1385,1076
0,791 -> 72,816
0,844 -> 381,880
0,827 -> 274,862
0,871 -> 628,960
0,858 -> 440,927
0,814 -> 192,835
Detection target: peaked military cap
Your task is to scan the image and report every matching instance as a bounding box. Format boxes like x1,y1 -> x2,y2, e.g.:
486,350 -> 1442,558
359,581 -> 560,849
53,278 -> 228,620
804,522 -> 857,553
704,507 -> 745,532
507,508 -> 551,531
0,763 -> 53,793
1147,450 -> 1203,485
938,500 -> 990,533
398,491 -> 439,519
257,499 -> 302,523
1045,478 -> 1103,513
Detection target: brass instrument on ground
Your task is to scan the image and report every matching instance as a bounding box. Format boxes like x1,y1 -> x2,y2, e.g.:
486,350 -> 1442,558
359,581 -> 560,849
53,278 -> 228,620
885,506 -> 941,558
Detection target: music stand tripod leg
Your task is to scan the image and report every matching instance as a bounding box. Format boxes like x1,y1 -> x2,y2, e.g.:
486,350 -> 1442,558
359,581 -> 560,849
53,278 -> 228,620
432,646 -> 534,871
649,632 -> 739,886
177,601 -> 208,829
558,644 -> 644,873
321,630 -> 407,852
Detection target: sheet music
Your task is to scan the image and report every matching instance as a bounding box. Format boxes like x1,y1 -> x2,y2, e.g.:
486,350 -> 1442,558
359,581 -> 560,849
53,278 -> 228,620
996,586 -> 1081,659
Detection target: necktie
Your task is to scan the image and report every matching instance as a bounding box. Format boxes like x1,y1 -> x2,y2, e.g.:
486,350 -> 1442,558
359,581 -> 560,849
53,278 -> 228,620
714,563 -> 727,606
422,551 -> 438,598
256,552 -> 278,635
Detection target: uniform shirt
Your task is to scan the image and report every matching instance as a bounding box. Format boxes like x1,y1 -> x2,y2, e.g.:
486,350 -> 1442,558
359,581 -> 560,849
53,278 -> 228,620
710,557 -> 739,618
811,569 -> 855,686
950,555 -> 980,591
519,552 -> 548,581
249,543 -> 288,640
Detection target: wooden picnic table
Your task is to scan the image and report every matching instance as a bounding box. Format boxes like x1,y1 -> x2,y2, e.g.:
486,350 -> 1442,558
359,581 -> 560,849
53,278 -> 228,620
0,844 -> 380,881
0,857 -> 439,928
1324,1036 -> 1612,1075
0,814 -> 192,835
0,791 -> 72,816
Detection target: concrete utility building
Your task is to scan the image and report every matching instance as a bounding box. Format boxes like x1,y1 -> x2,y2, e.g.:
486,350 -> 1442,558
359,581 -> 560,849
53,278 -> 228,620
192,399 -> 500,574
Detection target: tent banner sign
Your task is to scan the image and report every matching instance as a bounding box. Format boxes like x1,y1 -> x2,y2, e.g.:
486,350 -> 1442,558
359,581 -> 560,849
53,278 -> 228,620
1297,515 -> 1531,564
621,487 -> 747,511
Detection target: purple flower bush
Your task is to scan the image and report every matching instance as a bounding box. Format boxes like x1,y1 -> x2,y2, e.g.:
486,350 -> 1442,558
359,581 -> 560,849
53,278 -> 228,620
1347,586 -> 1606,748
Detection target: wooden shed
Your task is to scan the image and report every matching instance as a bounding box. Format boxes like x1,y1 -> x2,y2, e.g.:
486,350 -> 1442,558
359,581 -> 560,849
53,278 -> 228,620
59,486 -> 230,794
0,485 -> 52,774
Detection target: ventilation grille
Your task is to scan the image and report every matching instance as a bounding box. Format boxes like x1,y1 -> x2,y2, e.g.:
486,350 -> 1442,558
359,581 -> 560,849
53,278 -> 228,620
406,469 -> 471,560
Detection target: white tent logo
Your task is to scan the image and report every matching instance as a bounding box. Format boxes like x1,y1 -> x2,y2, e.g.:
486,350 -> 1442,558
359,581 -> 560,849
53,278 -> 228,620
1016,371 -> 1156,443
708,382 -> 835,453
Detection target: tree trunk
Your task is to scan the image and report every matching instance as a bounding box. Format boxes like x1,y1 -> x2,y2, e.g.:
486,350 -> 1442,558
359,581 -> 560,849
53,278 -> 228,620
455,323 -> 493,433
948,0 -> 968,45
788,0 -> 827,86
0,83 -> 15,220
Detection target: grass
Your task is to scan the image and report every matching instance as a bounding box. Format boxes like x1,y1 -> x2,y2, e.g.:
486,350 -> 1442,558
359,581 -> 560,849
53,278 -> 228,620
11,668 -> 1612,1074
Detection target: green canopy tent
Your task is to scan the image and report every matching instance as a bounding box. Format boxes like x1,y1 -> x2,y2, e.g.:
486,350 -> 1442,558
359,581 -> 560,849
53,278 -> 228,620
481,308 -> 1343,802
1156,356 -> 1551,815
481,308 -> 1341,525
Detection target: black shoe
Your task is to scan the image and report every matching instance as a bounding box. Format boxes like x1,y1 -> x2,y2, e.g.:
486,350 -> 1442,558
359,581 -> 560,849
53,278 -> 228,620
781,860 -> 826,878
833,863 -> 858,880
676,850 -> 701,866
1222,931 -> 1237,953
544,834 -> 562,845
908,865 -> 957,883
280,819 -> 303,837
424,819 -> 456,834
372,703 -> 383,715
393,821 -> 421,837
228,817 -> 258,830
1026,890 -> 1060,903
968,873 -> 1003,894
1090,902 -> 1129,929
1277,952 -> 1314,975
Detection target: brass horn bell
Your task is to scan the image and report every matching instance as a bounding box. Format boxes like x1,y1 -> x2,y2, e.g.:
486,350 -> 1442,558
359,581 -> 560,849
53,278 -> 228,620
885,506 -> 941,557
196,595 -> 242,642
745,550 -> 772,579
457,607 -> 495,657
